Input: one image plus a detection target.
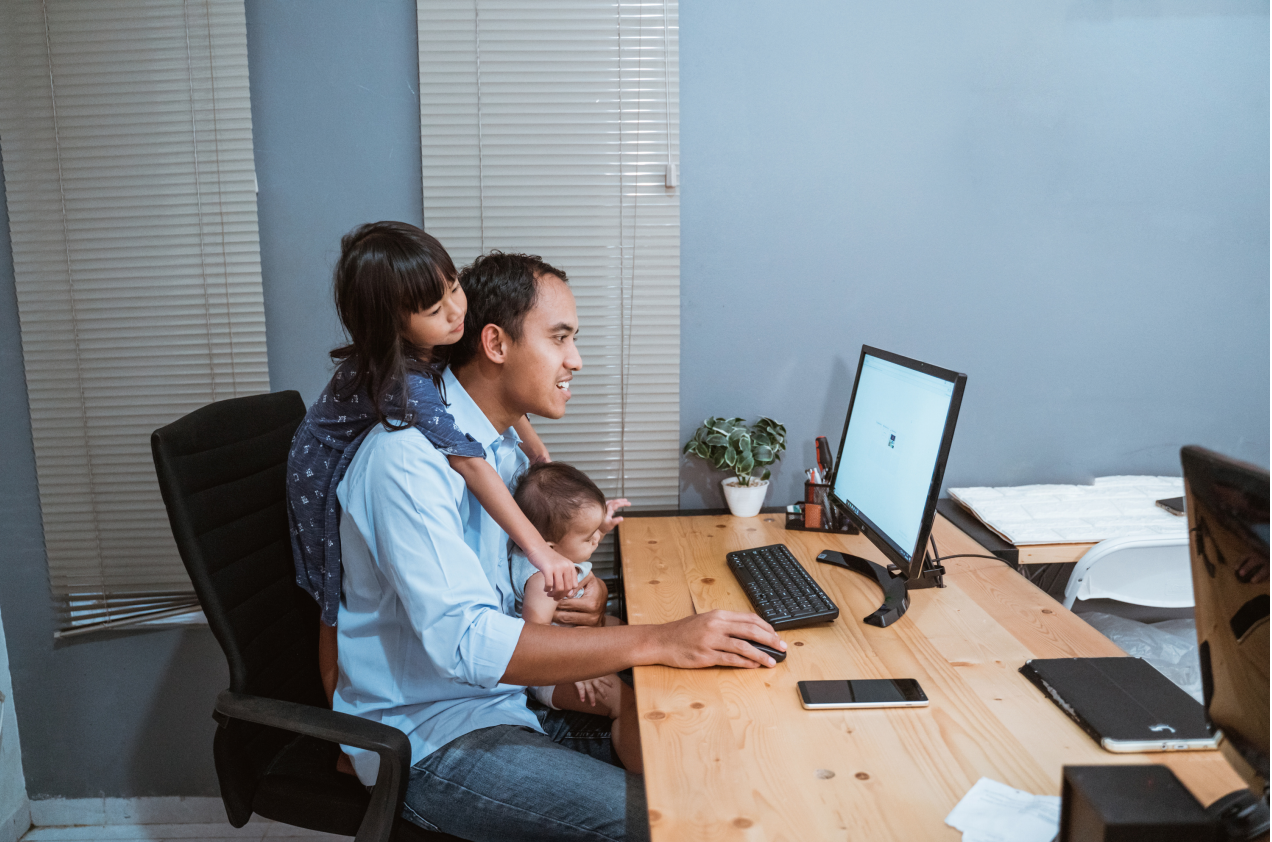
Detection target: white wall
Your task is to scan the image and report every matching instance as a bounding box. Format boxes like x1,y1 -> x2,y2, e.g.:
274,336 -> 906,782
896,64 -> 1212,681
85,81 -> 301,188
0,601 -> 30,842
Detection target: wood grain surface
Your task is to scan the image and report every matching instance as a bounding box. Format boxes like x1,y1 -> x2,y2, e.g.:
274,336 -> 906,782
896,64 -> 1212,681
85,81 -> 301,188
620,513 -> 1244,842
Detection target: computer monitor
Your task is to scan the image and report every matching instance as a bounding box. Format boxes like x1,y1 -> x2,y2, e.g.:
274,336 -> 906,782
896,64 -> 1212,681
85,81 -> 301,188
1181,445 -> 1269,800
818,346 -> 966,627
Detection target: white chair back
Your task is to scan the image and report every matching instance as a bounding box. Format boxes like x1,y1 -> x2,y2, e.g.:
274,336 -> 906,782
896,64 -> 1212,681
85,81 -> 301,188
1062,535 -> 1193,610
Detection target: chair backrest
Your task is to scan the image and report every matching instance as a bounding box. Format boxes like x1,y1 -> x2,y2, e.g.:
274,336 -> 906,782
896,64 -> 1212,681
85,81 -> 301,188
151,390 -> 316,698
1062,534 -> 1193,610
151,391 -> 320,822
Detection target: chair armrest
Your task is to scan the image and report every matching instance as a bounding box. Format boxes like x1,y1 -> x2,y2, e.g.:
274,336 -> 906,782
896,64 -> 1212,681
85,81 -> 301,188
215,690 -> 410,842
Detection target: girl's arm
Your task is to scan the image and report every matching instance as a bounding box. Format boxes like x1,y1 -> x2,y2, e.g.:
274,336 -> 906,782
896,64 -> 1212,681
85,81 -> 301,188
513,415 -> 551,464
447,454 -> 578,598
519,572 -> 558,625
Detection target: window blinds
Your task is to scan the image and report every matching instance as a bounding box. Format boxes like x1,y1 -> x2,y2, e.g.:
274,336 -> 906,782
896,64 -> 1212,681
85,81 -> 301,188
0,0 -> 268,635
417,0 -> 681,577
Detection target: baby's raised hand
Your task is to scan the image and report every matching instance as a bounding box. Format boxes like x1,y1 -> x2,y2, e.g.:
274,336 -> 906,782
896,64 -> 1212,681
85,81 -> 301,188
601,498 -> 631,535
527,545 -> 579,599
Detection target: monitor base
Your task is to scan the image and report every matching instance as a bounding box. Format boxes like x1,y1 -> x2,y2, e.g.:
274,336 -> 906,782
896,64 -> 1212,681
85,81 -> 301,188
816,550 -> 911,627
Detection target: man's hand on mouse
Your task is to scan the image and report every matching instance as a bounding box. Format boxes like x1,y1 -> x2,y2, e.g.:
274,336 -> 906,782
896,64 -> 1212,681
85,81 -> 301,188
650,609 -> 785,669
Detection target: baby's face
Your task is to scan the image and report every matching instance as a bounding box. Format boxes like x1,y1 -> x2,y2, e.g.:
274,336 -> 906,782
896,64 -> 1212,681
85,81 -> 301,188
552,502 -> 606,563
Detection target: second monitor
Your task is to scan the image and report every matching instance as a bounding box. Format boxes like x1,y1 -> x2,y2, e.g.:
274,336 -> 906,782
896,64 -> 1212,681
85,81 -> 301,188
818,346 -> 967,626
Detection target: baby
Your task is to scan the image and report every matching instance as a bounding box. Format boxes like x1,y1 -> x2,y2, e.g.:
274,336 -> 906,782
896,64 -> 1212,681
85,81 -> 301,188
510,462 -> 642,774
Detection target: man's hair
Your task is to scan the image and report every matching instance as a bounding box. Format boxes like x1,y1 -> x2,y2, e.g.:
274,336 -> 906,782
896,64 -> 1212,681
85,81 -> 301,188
450,251 -> 568,369
512,462 -> 605,544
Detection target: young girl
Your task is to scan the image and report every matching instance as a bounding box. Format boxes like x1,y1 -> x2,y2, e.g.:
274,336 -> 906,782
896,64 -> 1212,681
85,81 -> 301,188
286,221 -> 583,710
509,462 -> 642,774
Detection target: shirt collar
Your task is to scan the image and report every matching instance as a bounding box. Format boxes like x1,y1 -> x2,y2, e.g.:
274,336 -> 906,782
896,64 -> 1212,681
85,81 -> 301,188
442,367 -> 519,449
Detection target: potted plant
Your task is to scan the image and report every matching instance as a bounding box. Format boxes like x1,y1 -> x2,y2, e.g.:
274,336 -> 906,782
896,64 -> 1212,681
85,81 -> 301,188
683,416 -> 787,517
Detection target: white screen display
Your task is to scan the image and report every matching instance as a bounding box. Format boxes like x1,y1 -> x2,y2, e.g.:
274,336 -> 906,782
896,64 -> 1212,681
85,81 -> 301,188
832,355 -> 955,560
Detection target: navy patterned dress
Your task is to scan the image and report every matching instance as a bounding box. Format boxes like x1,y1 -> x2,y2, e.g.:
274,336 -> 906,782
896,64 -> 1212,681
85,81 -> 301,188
286,362 -> 486,626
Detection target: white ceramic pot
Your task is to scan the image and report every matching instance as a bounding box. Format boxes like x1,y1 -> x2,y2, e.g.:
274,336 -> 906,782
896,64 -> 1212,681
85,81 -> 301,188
721,477 -> 769,518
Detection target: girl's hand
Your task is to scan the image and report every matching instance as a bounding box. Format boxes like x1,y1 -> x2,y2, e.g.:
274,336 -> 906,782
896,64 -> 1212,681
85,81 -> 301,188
601,498 -> 630,535
526,545 -> 579,599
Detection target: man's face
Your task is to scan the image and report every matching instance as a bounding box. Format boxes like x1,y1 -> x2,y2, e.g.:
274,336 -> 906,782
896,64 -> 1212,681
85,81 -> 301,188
502,274 -> 582,420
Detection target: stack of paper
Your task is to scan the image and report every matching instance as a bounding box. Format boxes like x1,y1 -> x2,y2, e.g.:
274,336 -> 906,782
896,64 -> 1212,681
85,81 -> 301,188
945,777 -> 1061,842
948,476 -> 1186,546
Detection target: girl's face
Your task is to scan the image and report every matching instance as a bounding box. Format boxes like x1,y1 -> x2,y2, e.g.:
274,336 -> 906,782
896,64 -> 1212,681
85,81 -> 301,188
404,278 -> 467,350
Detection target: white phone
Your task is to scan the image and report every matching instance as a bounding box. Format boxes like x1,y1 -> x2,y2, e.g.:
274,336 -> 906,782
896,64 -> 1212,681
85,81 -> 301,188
798,678 -> 929,710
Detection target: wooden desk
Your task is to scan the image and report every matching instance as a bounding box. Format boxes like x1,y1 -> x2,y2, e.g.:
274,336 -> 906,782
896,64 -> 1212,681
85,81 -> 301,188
619,512 -> 1242,841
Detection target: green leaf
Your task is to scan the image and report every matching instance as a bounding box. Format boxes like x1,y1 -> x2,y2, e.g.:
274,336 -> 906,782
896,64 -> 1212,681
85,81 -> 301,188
706,434 -> 728,446
761,468 -> 771,481
738,454 -> 754,476
754,445 -> 773,462
723,448 -> 737,467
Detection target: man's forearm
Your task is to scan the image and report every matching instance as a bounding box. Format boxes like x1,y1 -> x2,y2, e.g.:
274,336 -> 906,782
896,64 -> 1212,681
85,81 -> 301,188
501,609 -> 786,685
501,622 -> 659,686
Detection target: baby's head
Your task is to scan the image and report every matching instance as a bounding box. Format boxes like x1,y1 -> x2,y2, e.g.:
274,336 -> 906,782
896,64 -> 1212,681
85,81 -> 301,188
513,462 -> 606,564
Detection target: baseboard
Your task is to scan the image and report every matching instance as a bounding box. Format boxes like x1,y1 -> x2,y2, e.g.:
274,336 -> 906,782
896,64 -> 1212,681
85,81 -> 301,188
29,797 -> 225,827
0,799 -> 30,842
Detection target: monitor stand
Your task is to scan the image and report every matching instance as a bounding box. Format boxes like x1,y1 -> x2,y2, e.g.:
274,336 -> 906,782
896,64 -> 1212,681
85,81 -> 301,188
816,549 -> 946,628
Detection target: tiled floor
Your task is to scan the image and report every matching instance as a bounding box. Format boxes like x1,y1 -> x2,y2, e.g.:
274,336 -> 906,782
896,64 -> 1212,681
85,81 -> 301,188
20,818 -> 347,842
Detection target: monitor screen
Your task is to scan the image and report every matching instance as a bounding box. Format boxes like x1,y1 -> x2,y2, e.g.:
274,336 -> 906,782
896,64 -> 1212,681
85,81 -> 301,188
832,348 -> 965,567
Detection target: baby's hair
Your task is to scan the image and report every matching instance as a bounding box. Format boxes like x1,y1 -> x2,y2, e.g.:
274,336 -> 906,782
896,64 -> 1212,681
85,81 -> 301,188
513,462 -> 606,544
329,221 -> 457,430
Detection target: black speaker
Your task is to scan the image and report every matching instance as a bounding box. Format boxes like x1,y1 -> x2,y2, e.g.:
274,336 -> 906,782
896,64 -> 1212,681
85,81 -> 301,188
1060,765 -> 1217,842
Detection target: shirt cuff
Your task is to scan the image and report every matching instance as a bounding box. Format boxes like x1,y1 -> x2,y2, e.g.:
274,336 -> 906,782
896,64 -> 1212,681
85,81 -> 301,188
460,609 -> 526,689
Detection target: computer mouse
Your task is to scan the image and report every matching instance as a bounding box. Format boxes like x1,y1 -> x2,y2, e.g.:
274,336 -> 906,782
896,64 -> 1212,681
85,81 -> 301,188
745,640 -> 787,664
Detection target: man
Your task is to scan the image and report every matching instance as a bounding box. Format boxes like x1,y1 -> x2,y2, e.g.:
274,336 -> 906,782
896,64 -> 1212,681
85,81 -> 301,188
334,251 -> 784,841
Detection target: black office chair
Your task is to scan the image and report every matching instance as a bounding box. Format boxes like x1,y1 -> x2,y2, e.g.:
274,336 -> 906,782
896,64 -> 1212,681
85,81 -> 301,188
151,391 -> 459,842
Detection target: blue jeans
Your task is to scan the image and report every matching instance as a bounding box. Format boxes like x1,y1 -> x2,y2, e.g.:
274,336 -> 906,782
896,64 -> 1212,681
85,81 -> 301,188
402,704 -> 649,841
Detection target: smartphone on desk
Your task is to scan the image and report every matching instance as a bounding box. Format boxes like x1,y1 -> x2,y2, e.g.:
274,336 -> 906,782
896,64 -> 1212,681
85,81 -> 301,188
798,679 -> 929,710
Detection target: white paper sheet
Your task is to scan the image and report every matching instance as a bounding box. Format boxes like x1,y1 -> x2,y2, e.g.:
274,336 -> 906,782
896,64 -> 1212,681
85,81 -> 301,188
948,475 -> 1186,545
945,777 -> 1061,842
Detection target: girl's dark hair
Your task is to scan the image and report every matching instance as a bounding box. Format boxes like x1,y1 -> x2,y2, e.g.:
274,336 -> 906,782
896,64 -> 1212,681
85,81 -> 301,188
330,221 -> 457,429
512,462 -> 606,543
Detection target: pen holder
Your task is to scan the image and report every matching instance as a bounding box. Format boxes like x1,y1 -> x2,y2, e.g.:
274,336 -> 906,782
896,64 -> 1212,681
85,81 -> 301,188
804,481 -> 830,528
784,486 -> 857,534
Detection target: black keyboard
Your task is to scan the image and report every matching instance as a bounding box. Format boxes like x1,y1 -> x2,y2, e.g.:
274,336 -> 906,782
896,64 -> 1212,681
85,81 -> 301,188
726,543 -> 840,629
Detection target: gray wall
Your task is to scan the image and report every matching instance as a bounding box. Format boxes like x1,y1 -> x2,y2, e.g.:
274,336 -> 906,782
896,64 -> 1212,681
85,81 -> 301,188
0,0 -> 1266,800
679,0 -> 1271,508
0,0 -> 422,799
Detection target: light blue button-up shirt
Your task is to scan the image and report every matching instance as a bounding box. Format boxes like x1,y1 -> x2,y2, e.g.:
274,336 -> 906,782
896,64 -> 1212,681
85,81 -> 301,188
333,367 -> 541,785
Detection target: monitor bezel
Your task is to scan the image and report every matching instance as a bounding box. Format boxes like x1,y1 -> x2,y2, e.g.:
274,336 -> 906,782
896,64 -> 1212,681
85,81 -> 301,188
829,345 -> 967,581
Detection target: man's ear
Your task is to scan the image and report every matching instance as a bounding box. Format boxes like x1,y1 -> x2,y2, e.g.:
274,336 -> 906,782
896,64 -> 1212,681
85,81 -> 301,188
480,323 -> 509,364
